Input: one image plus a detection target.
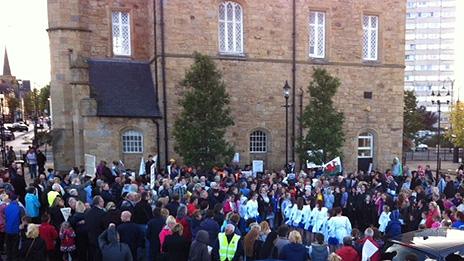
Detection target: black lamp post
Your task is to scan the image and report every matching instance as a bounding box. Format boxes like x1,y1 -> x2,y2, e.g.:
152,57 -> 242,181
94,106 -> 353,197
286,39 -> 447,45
431,87 -> 450,183
283,81 -> 291,167
0,94 -> 6,167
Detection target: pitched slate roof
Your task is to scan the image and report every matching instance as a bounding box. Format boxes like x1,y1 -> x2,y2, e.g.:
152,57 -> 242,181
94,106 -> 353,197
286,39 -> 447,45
88,59 -> 162,118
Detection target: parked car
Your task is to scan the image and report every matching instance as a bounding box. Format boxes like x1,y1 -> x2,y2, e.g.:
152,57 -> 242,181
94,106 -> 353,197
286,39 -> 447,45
8,122 -> 28,132
0,130 -> 15,141
415,143 -> 428,151
384,228 -> 464,261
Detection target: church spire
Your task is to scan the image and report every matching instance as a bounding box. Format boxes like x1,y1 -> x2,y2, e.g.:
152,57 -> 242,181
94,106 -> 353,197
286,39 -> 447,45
3,48 -> 11,76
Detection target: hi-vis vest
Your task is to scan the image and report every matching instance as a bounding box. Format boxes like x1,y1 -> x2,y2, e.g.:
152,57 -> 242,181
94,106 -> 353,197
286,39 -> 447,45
218,232 -> 240,261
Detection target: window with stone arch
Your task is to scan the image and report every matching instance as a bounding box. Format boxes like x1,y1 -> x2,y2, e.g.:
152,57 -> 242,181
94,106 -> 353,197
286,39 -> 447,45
250,130 -> 267,153
218,1 -> 243,54
122,130 -> 143,153
358,132 -> 374,158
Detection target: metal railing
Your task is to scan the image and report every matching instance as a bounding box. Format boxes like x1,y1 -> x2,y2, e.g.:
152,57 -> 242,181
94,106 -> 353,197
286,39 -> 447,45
404,147 -> 462,162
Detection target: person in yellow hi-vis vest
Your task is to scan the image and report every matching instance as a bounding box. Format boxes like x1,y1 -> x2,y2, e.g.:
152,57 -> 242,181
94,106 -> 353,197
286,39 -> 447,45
212,224 -> 243,261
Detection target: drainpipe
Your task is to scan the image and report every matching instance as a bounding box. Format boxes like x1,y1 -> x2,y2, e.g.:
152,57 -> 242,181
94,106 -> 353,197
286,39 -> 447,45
159,0 -> 169,168
291,0 -> 296,162
153,0 -> 159,103
152,119 -> 161,173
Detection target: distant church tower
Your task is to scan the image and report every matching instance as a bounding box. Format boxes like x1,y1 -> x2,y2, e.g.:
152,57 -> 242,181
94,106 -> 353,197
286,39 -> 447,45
3,48 -> 11,76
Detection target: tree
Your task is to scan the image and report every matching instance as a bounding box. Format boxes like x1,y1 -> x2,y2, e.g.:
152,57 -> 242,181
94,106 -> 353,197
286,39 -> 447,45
447,101 -> 464,147
6,96 -> 19,120
403,90 -> 424,151
173,53 -> 234,169
298,68 -> 345,164
418,106 -> 438,130
38,85 -> 50,114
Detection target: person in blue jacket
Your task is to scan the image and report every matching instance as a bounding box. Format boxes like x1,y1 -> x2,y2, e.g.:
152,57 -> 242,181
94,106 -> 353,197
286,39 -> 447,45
279,230 -> 308,261
385,208 -> 402,239
5,194 -> 24,260
25,187 -> 41,223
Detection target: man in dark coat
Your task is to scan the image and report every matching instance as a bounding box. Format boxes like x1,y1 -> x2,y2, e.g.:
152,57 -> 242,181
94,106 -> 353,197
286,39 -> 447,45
199,210 -> 220,246
147,208 -> 165,261
84,196 -> 107,261
117,211 -> 144,260
36,149 -> 47,175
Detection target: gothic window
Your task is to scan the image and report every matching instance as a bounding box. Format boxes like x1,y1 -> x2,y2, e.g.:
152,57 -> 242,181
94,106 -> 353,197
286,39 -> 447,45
122,130 -> 143,153
250,130 -> 267,153
112,11 -> 131,56
218,2 -> 243,54
309,11 -> 325,58
362,15 -> 378,60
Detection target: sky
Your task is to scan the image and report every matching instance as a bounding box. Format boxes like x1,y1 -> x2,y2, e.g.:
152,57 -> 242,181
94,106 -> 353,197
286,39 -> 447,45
0,0 -> 50,89
0,0 -> 462,95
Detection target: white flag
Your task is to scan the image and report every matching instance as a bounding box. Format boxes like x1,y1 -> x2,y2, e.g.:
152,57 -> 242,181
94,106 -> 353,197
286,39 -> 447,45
139,157 -> 145,176
60,207 -> 72,222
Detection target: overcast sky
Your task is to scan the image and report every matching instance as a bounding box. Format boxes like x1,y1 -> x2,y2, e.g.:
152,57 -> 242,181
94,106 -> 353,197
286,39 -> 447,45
0,0 -> 50,89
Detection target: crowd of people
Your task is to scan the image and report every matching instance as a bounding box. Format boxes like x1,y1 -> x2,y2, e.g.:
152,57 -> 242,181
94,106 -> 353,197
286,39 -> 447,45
0,152 -> 463,261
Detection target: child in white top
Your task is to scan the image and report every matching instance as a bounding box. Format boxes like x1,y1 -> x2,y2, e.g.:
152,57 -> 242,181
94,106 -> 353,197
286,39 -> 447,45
378,205 -> 391,233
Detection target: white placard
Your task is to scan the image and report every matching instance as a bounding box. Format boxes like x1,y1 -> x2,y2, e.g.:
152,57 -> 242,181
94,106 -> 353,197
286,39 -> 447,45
361,239 -> 378,261
233,153 -> 240,163
252,160 -> 264,174
138,157 -> 145,176
242,170 -> 252,178
368,163 -> 373,174
60,207 -> 72,222
84,154 -> 96,177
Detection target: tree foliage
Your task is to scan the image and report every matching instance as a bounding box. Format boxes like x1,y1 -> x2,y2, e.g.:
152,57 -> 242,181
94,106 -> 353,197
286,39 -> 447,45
6,96 -> 20,120
23,85 -> 50,118
403,90 -> 424,143
418,106 -> 438,130
447,101 -> 464,147
298,68 -> 345,164
173,53 -> 234,169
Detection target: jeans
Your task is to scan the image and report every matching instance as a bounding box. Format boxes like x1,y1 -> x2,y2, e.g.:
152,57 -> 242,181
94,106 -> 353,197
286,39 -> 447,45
5,233 -> 19,261
28,164 -> 37,179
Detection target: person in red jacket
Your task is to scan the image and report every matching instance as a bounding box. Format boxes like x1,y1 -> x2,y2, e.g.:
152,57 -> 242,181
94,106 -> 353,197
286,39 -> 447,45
357,228 -> 380,261
336,236 -> 360,261
425,201 -> 441,228
39,213 -> 58,260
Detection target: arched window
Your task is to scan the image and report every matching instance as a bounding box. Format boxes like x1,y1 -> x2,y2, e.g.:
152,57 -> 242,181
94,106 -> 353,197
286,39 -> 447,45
218,1 -> 243,54
250,130 -> 266,153
122,130 -> 143,153
358,132 -> 374,158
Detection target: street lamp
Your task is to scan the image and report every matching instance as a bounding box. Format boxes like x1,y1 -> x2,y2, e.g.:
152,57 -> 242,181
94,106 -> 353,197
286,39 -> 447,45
283,81 -> 291,167
0,93 -> 6,167
431,86 -> 450,182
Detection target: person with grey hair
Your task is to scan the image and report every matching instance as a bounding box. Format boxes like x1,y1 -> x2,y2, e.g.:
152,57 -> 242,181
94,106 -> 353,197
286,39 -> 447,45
335,236 -> 360,261
212,223 -> 243,261
117,211 -> 144,260
358,228 -> 380,261
176,204 -> 192,240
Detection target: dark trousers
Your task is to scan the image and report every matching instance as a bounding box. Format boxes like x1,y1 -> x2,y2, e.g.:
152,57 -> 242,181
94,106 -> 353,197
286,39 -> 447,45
87,244 -> 102,261
0,231 -> 5,252
5,233 -> 19,261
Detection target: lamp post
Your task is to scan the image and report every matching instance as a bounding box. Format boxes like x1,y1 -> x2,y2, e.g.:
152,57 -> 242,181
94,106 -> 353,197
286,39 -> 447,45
0,94 -> 5,167
431,87 -> 450,182
283,81 -> 291,167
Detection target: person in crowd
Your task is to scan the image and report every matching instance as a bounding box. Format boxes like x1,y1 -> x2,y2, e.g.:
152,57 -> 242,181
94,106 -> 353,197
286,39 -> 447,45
327,206 -> 352,249
335,236 -> 360,261
39,213 -> 58,261
279,230 -> 308,261
176,205 -> 192,241
259,230 -> 278,259
212,224 -> 243,261
117,211 -> 144,260
199,209 -> 220,246
159,215 -> 177,251
26,148 -> 38,180
98,224 -> 133,261
426,201 -> 441,228
19,224 -> 46,261
147,207 -> 165,260
274,224 -> 290,257
68,201 -> 87,261
243,224 -> 262,261
59,221 -> 76,260
358,228 -> 381,261
37,149 -> 47,175
84,195 -> 106,261
5,194 -> 23,261
6,147 -> 16,167
308,232 -> 329,261
162,223 -> 190,261
188,229 -> 210,261
25,187 -> 41,224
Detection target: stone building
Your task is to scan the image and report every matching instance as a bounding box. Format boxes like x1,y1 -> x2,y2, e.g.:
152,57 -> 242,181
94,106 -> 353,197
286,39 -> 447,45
48,0 -> 405,172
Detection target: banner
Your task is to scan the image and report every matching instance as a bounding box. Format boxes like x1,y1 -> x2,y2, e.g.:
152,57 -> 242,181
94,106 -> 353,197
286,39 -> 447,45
306,161 -> 323,169
252,160 -> 264,174
233,152 -> 240,163
323,157 -> 342,176
150,155 -> 157,189
84,154 -> 96,177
